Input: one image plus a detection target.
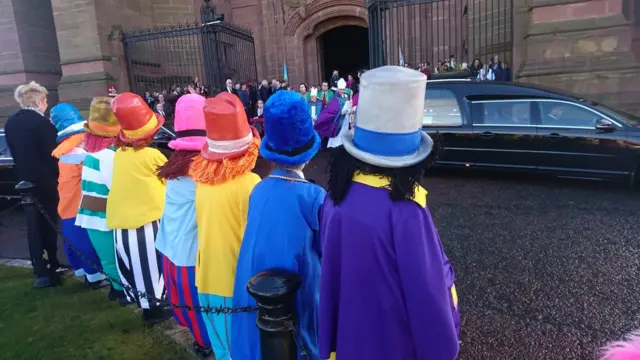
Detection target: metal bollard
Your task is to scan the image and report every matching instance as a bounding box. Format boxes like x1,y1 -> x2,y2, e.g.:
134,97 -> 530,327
15,181 -> 48,278
247,269 -> 302,360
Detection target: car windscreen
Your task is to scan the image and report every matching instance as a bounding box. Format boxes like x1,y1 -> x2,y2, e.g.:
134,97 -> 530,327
0,133 -> 12,162
591,104 -> 640,127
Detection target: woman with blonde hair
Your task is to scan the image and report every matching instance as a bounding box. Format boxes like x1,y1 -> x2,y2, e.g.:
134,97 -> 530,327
5,81 -> 62,288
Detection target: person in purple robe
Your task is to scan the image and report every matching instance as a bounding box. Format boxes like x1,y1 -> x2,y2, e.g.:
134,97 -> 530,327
318,65 -> 460,360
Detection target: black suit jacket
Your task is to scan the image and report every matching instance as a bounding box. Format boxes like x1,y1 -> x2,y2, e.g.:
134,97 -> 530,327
4,109 -> 59,192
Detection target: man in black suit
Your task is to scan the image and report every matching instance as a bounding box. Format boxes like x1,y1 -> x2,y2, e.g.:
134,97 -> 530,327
224,78 -> 238,96
5,82 -> 61,288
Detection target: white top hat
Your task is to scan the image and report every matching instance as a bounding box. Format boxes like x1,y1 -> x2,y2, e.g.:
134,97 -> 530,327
341,65 -> 433,168
310,87 -> 318,97
337,78 -> 347,89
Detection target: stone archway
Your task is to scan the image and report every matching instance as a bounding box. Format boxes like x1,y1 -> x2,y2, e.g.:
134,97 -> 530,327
283,1 -> 368,85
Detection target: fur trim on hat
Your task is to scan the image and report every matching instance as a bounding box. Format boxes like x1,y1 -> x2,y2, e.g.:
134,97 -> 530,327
188,136 -> 260,185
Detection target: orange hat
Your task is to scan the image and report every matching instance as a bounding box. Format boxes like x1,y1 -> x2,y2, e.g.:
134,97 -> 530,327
111,92 -> 165,142
201,92 -> 256,161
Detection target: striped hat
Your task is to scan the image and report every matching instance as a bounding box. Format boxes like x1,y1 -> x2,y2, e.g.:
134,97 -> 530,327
84,97 -> 120,138
341,66 -> 433,168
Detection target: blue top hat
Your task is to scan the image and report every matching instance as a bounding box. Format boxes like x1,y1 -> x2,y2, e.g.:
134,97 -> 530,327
342,66 -> 433,168
260,91 -> 321,167
50,103 -> 86,143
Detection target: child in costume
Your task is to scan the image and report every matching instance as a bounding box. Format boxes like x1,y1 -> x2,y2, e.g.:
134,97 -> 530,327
75,97 -> 126,302
107,92 -> 168,325
188,92 -> 261,360
50,103 -> 106,288
231,91 -> 326,360
601,330 -> 640,360
155,94 -> 213,358
318,66 -> 460,360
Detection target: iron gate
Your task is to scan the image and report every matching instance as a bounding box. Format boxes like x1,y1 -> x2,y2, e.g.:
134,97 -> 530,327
368,0 -> 513,74
122,5 -> 257,96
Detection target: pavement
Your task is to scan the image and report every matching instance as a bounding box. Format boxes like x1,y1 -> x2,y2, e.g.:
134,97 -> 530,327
2,152 -> 639,360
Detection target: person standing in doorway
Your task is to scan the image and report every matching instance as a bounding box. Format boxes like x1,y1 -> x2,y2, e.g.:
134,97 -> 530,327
5,82 -> 62,288
319,81 -> 333,106
314,78 -> 351,151
330,70 -> 340,92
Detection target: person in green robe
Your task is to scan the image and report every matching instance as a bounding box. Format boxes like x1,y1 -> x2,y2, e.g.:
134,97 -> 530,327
319,81 -> 333,106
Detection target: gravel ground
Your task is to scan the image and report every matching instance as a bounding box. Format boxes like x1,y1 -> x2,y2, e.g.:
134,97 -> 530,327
1,153 -> 639,360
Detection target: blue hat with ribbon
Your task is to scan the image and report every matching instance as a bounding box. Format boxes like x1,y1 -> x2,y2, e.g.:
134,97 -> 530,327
50,103 -> 86,143
342,66 -> 433,168
260,91 -> 321,167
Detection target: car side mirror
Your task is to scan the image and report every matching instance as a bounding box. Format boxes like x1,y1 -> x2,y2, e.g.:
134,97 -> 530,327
595,119 -> 615,132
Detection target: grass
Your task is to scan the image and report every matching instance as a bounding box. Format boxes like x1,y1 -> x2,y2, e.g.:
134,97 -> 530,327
0,265 -> 193,360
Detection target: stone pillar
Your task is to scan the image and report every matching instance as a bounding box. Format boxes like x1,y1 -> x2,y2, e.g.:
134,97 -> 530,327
0,0 -> 61,124
517,0 -> 640,115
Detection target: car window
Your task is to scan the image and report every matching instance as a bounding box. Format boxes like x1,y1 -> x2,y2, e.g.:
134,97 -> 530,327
423,89 -> 463,126
0,134 -> 10,159
538,101 -> 599,128
475,101 -> 532,126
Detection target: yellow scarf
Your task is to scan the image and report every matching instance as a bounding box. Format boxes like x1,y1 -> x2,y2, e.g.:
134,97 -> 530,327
352,172 -> 428,208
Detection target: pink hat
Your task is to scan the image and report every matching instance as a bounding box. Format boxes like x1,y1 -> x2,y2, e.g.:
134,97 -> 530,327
168,94 -> 207,151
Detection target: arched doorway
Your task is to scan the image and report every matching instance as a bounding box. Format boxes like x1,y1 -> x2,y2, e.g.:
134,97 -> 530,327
318,25 -> 369,83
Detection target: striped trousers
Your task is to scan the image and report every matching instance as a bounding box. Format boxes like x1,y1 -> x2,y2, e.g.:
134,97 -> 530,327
161,254 -> 211,349
114,220 -> 164,309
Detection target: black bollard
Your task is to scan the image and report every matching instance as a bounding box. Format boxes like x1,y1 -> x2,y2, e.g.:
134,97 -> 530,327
15,181 -> 49,278
247,269 -> 302,360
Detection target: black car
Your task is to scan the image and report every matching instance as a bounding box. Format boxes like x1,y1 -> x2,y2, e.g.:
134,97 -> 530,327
0,126 -> 177,199
422,79 -> 640,186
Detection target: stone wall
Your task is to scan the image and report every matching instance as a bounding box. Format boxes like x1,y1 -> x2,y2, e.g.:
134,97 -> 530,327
517,0 -> 640,115
0,0 -> 61,124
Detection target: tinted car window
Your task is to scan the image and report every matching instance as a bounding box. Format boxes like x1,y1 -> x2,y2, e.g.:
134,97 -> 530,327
538,101 -> 599,127
475,101 -> 532,126
0,133 -> 11,160
423,89 -> 463,126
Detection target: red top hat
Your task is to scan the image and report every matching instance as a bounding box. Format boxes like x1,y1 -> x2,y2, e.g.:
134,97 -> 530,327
111,92 -> 165,142
201,92 -> 255,161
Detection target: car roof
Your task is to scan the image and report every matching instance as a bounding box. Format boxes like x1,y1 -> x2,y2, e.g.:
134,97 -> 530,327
427,80 -> 590,103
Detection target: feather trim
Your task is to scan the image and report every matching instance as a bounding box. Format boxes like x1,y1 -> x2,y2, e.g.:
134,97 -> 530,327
188,137 -> 260,185
52,133 -> 84,159
601,330 -> 640,360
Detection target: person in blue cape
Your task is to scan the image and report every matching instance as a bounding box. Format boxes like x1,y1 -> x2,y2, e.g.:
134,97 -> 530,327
231,90 -> 326,360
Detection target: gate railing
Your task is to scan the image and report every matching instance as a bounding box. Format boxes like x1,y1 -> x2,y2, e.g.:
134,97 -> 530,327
122,20 -> 257,97
367,0 -> 513,75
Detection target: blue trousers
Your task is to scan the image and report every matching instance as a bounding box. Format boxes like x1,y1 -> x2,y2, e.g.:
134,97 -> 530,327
198,293 -> 232,360
61,218 -> 105,282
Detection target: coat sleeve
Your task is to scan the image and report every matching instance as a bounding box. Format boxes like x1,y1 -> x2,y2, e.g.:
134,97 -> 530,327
392,203 -> 459,360
318,201 -> 339,359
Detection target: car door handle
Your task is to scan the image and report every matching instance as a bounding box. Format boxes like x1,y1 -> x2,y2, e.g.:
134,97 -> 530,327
547,133 -> 562,139
479,131 -> 494,138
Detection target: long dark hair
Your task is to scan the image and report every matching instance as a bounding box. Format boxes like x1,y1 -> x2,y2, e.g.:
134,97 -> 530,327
327,137 -> 441,205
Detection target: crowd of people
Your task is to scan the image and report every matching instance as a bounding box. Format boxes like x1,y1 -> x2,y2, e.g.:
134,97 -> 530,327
406,54 -> 512,82
3,65 -> 635,360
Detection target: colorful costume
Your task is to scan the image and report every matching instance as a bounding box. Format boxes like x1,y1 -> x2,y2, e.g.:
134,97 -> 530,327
232,91 -> 325,360
50,103 -> 106,285
319,66 -> 460,360
76,97 -> 124,299
154,94 -> 212,356
188,93 -> 261,360
107,93 -> 167,320
314,78 -> 351,148
308,87 -> 323,124
602,329 -> 640,360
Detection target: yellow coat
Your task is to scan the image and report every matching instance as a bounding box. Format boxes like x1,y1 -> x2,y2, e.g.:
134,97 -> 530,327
195,172 -> 261,296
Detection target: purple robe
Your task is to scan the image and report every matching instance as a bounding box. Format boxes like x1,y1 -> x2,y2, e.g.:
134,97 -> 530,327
319,174 -> 460,360
314,94 -> 347,138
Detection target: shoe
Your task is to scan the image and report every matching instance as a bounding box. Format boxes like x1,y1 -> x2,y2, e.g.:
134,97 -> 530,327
108,286 -> 125,301
142,307 -> 172,327
192,341 -> 213,359
119,296 -> 134,307
89,279 -> 109,290
33,275 -> 61,288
